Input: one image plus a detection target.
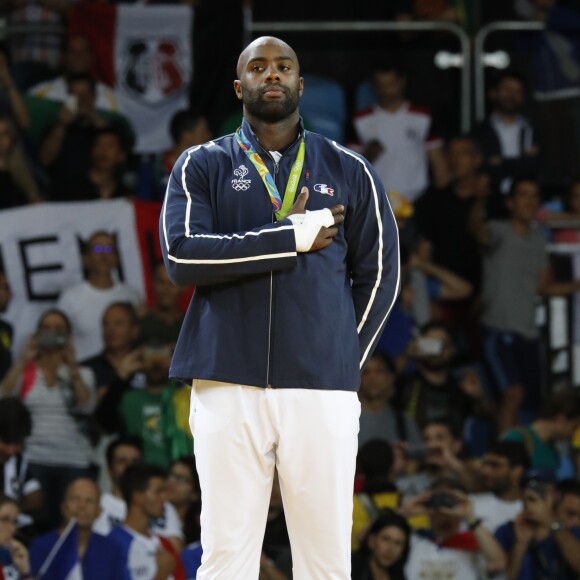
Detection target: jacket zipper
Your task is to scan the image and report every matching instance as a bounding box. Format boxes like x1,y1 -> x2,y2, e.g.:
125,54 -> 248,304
265,159 -> 279,388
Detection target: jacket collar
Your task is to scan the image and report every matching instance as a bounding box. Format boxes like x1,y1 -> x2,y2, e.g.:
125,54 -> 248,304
240,116 -> 306,156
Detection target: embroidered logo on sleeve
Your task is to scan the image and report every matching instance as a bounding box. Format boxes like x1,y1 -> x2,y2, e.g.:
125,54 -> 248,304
232,165 -> 252,191
314,183 -> 334,196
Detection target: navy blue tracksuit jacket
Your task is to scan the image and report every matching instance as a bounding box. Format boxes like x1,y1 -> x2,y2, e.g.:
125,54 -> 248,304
160,119 -> 400,390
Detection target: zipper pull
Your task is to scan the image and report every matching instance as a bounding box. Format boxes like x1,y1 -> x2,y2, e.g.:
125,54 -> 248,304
273,162 -> 279,176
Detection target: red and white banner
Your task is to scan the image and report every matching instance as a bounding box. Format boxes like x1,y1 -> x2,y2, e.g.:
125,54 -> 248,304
70,3 -> 193,153
0,200 -> 165,355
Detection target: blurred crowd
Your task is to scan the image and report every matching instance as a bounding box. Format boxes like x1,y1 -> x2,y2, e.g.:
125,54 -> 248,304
1,0 -> 580,579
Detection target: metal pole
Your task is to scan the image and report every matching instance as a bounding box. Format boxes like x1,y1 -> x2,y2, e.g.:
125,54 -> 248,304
248,20 -> 472,132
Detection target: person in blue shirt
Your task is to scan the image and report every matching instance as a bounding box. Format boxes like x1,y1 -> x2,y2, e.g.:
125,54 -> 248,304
495,468 -> 580,579
29,478 -> 122,580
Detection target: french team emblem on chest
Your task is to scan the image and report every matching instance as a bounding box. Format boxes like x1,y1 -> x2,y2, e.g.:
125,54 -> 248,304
231,165 -> 252,191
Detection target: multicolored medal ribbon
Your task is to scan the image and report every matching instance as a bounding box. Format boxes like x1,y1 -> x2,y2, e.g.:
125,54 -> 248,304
235,126 -> 305,220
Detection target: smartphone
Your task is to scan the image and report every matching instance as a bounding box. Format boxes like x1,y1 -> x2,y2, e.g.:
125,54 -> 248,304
64,94 -> 78,113
427,492 -> 457,510
416,336 -> 445,356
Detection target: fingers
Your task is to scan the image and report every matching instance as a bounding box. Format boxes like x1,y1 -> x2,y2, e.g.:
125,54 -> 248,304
330,204 -> 344,215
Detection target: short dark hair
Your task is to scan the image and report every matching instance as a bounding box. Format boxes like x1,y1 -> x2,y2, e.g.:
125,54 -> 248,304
373,61 -> 406,78
0,398 -> 31,444
421,416 -> 463,440
66,71 -> 96,94
508,176 -> 539,198
105,435 -> 143,469
169,110 -> 204,144
92,126 -> 129,155
367,351 -> 396,375
490,70 -> 527,92
556,478 -> 580,499
487,440 -> 530,470
539,388 -> 580,420
103,301 -> 139,327
357,439 -> 394,481
119,463 -> 167,506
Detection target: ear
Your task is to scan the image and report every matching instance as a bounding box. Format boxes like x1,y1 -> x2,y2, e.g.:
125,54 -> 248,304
233,80 -> 243,101
452,439 -> 463,456
299,76 -> 304,98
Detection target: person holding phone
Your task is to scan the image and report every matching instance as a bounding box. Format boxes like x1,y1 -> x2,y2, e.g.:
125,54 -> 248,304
0,308 -> 96,528
495,468 -> 580,580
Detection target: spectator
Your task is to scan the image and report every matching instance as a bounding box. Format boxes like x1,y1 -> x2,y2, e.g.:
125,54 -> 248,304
353,62 -> 448,203
397,321 -> 494,431
138,262 -> 184,348
414,135 -> 486,291
397,418 -> 469,498
359,351 -> 422,450
166,457 -> 200,545
28,34 -> 120,113
55,126 -> 131,201
555,479 -> 580,529
165,110 -> 211,176
402,478 -> 507,578
351,509 -> 411,580
0,308 -> 96,528
502,388 -> 580,472
0,48 -> 30,130
471,440 -> 529,533
0,114 -> 42,208
83,301 -> 142,436
109,463 -> 185,580
353,439 -> 402,551
39,72 -> 111,197
136,110 -> 211,200
57,230 -> 142,361
472,178 -> 580,430
0,495 -> 31,579
472,71 -> 540,193
118,342 -> 182,468
0,269 -> 13,382
93,436 -> 184,549
540,179 -> 580,244
495,467 -> 580,579
0,398 -> 42,523
29,478 -> 121,580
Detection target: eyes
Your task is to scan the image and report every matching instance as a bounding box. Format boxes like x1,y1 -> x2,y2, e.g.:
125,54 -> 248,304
249,63 -> 292,73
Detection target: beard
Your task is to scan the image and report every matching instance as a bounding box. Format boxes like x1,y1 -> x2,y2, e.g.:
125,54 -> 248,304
243,83 -> 300,123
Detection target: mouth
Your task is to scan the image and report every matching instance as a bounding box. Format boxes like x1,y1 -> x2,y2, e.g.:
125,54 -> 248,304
262,86 -> 286,98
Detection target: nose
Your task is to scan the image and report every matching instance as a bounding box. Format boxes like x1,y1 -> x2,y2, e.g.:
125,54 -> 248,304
264,64 -> 280,82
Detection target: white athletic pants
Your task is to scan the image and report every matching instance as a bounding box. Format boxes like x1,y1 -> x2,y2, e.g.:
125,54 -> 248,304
190,380 -> 360,580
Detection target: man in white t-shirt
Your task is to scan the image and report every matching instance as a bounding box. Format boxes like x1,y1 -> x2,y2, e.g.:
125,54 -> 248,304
403,477 -> 506,579
108,463 -> 184,580
471,440 -> 528,533
57,231 -> 141,361
353,63 -> 449,203
93,436 -> 183,550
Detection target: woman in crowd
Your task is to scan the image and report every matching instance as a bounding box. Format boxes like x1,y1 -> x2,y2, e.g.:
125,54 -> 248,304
166,456 -> 201,544
0,495 -> 31,579
0,308 -> 96,528
351,509 -> 411,580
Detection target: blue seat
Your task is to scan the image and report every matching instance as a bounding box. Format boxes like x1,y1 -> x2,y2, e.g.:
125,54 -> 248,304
300,74 -> 347,143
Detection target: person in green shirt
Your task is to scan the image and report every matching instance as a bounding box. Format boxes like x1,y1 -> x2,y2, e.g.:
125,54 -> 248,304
502,389 -> 580,473
119,344 -> 178,468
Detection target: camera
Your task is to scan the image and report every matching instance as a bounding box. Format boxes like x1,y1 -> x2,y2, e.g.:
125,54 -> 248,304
416,336 -> 445,356
36,332 -> 67,351
427,492 -> 457,510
